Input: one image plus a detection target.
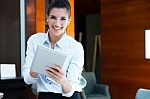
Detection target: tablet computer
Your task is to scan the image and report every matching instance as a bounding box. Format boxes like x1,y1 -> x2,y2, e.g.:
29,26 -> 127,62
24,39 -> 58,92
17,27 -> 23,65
31,45 -> 67,76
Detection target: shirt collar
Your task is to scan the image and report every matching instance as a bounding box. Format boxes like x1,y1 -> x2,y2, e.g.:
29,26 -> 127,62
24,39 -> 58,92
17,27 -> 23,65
56,32 -> 67,49
43,30 -> 50,44
43,30 -> 67,49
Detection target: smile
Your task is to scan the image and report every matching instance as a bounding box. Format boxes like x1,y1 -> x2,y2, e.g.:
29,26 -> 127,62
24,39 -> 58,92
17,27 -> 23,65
53,26 -> 62,30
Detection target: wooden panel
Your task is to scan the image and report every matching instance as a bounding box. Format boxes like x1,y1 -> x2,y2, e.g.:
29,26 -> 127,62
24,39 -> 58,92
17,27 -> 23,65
36,0 -> 45,32
75,0 -> 100,15
25,0 -> 36,39
101,0 -> 150,99
0,0 -> 20,75
67,0 -> 74,37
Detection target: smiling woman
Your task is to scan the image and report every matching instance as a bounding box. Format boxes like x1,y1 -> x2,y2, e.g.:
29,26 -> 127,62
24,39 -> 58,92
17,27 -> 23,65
22,0 -> 86,99
35,0 -> 74,37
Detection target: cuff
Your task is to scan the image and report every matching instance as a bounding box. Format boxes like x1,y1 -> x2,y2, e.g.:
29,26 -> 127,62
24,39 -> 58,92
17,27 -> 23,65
62,85 -> 75,97
24,72 -> 37,84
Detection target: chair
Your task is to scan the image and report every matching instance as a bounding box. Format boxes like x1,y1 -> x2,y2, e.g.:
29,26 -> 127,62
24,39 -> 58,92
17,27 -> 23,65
135,88 -> 150,99
81,72 -> 111,99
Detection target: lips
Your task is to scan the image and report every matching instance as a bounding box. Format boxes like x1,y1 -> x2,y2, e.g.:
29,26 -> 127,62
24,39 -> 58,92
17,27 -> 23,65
52,26 -> 62,30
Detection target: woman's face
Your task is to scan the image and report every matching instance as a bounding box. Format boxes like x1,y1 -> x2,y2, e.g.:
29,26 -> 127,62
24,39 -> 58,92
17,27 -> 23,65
47,8 -> 70,37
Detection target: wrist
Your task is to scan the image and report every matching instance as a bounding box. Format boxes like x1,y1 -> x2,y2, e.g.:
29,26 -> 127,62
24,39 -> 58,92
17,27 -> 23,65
61,79 -> 72,93
30,70 -> 38,78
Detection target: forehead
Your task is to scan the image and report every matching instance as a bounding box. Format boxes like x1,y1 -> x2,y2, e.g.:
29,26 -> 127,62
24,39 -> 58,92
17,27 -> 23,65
49,8 -> 69,17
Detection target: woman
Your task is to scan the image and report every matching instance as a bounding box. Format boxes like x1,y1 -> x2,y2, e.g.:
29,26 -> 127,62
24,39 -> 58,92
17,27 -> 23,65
22,0 -> 86,99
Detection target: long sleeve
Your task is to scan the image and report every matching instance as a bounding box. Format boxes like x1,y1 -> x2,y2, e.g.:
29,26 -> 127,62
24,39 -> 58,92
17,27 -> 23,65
22,35 -> 37,84
62,43 -> 86,97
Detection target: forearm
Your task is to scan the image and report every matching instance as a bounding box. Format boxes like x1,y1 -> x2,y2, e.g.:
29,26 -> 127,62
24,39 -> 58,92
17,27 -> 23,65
61,80 -> 72,93
22,66 -> 37,84
30,69 -> 38,78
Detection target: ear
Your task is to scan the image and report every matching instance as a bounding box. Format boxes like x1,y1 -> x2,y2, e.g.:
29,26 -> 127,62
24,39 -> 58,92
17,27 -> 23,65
46,15 -> 49,22
67,17 -> 71,25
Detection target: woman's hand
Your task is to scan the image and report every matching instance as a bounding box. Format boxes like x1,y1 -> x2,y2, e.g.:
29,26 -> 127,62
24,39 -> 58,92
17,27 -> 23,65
45,64 -> 67,85
45,64 -> 72,93
30,69 -> 38,78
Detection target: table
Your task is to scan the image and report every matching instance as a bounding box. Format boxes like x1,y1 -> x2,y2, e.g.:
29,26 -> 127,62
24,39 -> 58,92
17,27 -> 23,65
0,77 -> 29,99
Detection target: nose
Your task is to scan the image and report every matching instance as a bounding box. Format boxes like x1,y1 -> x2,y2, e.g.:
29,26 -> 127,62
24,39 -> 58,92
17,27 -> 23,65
54,19 -> 61,26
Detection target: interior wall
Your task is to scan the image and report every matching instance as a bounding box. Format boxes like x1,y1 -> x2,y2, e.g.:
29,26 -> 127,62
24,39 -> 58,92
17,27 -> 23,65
0,0 -> 20,75
86,14 -> 100,71
101,0 -> 150,99
75,0 -> 100,75
67,0 -> 75,37
25,0 -> 36,40
36,0 -> 45,32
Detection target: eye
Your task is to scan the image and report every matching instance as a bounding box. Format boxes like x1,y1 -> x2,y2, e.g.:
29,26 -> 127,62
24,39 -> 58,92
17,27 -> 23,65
49,16 -> 56,19
61,17 -> 66,20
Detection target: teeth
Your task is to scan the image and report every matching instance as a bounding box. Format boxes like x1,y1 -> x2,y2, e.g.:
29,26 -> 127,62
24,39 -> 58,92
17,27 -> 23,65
53,26 -> 61,30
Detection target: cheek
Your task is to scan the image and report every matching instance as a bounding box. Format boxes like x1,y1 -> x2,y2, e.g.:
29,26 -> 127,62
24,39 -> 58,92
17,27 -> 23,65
48,22 -> 53,28
62,21 -> 69,27
48,21 -> 52,24
48,20 -> 54,25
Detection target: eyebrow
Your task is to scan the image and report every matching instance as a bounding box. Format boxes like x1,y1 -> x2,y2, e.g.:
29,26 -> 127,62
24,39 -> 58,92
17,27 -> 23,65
49,15 -> 67,18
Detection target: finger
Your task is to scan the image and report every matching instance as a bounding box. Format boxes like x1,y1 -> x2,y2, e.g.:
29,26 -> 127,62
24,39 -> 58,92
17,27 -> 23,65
46,70 -> 66,84
46,70 -> 59,81
45,66 -> 59,73
52,64 -> 61,70
52,65 -> 64,74
46,68 -> 62,78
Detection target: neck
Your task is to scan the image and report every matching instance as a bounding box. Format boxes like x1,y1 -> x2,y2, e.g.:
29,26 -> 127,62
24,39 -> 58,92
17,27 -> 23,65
48,32 -> 64,45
